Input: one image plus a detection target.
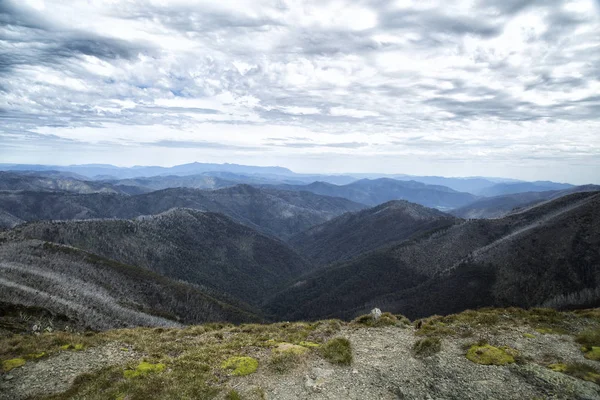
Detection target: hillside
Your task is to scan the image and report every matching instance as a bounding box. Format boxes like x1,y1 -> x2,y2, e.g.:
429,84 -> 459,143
290,200 -> 459,266
8,209 -> 312,305
268,178 -> 478,210
479,181 -> 574,197
0,239 -> 259,331
266,191 -> 600,321
2,308 -> 600,400
451,185 -> 600,219
0,171 -> 143,195
0,185 -> 364,238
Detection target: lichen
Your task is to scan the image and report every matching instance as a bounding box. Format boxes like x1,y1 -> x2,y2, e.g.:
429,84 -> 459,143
2,358 -> 26,372
465,344 -> 516,365
123,361 -> 166,379
221,357 -> 258,376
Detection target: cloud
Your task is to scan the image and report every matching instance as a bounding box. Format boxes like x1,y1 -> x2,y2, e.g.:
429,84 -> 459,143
0,0 -> 599,182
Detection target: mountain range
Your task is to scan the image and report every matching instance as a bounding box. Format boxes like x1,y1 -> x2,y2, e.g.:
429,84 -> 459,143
0,165 -> 599,331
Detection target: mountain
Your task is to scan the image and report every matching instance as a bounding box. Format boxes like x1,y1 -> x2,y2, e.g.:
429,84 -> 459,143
290,200 -> 458,266
0,162 -> 294,180
8,209 -> 312,305
103,174 -> 236,191
266,191 -> 600,321
479,181 -> 574,197
0,185 -> 365,238
267,178 -> 478,210
0,238 -> 259,331
451,185 -> 600,219
0,171 -> 144,195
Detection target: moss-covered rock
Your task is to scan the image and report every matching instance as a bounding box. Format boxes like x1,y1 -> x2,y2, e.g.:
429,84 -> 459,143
466,344 -> 516,365
221,356 -> 258,376
2,358 -> 26,372
123,361 -> 166,379
583,346 -> 600,361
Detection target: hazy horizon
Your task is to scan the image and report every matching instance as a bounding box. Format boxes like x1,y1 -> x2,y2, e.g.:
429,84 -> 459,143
1,0 -> 599,184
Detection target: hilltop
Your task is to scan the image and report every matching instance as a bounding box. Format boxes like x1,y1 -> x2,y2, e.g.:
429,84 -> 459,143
2,308 -> 600,399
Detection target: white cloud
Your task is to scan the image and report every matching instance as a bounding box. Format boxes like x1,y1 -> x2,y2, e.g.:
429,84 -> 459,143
1,0 -> 599,182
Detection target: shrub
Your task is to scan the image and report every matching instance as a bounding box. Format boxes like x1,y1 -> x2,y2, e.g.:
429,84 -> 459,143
321,337 -> 352,365
352,312 -> 400,328
413,337 -> 441,357
225,389 -> 242,400
268,351 -> 302,374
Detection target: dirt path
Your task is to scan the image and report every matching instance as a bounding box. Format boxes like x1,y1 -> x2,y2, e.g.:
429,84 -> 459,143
0,342 -> 139,400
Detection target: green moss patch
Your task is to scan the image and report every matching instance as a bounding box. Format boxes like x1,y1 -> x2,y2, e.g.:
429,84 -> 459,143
576,329 -> 600,360
61,343 -> 85,351
298,341 -> 320,348
466,344 -> 516,365
26,351 -> 48,359
2,357 -> 26,372
321,337 -> 352,365
221,356 -> 258,376
523,333 -> 536,339
548,362 -> 600,385
123,361 -> 166,379
535,327 -> 567,335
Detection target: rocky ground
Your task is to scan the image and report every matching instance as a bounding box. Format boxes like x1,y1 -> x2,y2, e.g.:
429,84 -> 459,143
0,342 -> 139,400
231,324 -> 600,400
2,309 -> 600,399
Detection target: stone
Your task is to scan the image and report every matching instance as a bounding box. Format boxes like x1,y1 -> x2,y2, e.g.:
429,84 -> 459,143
370,308 -> 382,321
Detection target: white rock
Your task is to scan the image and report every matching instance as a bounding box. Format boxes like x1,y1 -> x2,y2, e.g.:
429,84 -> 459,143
371,308 -> 382,320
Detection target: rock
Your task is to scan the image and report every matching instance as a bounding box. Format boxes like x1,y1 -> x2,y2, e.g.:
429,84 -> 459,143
4,375 -> 13,381
370,308 -> 382,321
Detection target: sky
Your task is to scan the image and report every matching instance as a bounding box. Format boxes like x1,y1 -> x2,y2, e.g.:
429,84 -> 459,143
1,0 -> 599,183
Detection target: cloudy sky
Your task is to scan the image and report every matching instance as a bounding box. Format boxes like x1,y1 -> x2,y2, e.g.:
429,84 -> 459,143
1,0 -> 599,183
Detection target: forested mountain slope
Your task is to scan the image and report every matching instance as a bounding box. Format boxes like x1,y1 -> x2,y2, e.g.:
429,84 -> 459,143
0,239 -> 259,330
451,185 -> 600,219
290,200 -> 459,266
266,191 -> 600,320
8,209 -> 312,305
0,185 -> 364,238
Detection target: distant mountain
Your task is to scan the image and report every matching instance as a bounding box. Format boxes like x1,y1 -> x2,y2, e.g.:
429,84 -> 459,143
0,185 -> 364,238
8,209 -> 312,305
267,178 -> 478,210
0,162 -> 294,180
290,201 -> 458,266
479,181 -> 574,197
103,174 -> 236,191
266,191 -> 600,320
451,185 -> 600,219
0,171 -> 144,195
0,238 -> 260,330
